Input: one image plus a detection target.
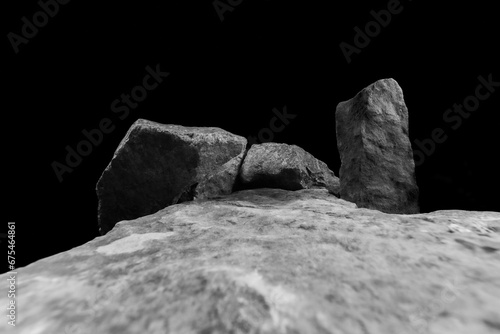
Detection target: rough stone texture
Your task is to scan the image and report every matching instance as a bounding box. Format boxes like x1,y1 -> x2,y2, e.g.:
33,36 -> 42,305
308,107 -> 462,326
177,151 -> 247,202
4,188 -> 499,334
240,143 -> 340,195
336,78 -> 420,214
96,119 -> 246,235
194,151 -> 246,200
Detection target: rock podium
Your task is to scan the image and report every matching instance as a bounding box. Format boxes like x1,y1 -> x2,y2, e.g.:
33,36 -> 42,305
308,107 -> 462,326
2,189 -> 499,333
336,78 -> 420,214
4,94 -> 499,333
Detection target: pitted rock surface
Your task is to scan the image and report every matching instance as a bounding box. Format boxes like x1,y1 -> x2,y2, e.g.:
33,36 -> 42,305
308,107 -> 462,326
3,189 -> 500,334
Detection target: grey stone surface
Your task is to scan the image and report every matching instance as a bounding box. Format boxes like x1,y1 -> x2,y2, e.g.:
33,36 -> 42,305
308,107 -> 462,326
336,78 -> 419,214
96,119 -> 246,234
193,151 -> 246,200
3,188 -> 499,334
240,143 -> 340,195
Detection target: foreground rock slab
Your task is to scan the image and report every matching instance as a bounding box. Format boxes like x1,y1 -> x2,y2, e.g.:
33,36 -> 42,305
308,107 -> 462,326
3,189 -> 499,334
96,119 -> 246,234
240,143 -> 340,195
336,78 -> 420,213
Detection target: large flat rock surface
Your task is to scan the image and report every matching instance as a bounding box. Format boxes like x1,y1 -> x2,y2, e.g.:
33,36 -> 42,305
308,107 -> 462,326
2,189 -> 499,334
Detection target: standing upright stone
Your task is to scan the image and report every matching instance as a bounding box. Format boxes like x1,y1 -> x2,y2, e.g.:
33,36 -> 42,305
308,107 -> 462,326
335,78 -> 419,213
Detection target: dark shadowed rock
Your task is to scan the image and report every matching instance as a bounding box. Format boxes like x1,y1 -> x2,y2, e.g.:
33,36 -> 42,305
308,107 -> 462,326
3,188 -> 499,334
336,78 -> 419,214
240,143 -> 340,195
96,119 -> 246,234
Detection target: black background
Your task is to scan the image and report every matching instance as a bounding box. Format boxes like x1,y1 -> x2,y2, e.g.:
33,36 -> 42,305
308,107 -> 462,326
3,0 -> 499,274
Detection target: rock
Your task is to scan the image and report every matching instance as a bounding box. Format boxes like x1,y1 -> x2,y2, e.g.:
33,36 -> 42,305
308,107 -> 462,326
193,151 -> 246,200
3,188 -> 499,334
175,151 -> 247,202
336,78 -> 420,214
239,142 -> 340,195
96,119 -> 246,234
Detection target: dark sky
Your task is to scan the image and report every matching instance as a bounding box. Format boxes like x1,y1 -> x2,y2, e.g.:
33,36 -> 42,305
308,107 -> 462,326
4,0 -> 499,273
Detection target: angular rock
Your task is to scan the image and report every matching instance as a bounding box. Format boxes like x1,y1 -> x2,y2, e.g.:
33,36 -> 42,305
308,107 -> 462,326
96,119 -> 246,234
194,151 -> 246,200
336,78 -> 419,213
175,151 -> 246,202
239,142 -> 340,195
3,188 -> 499,334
